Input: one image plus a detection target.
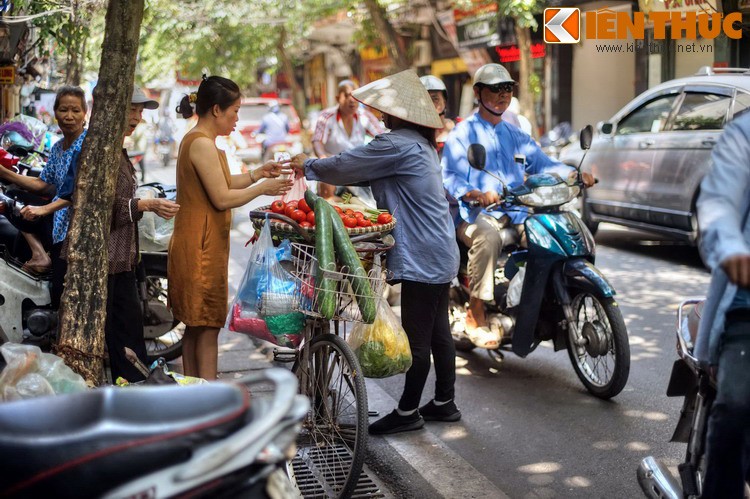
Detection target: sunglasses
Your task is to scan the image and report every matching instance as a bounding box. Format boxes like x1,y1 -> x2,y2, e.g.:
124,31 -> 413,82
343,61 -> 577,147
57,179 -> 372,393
484,83 -> 515,94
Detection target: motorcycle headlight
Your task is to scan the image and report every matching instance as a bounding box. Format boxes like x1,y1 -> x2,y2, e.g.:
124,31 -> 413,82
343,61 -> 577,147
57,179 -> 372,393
516,182 -> 580,208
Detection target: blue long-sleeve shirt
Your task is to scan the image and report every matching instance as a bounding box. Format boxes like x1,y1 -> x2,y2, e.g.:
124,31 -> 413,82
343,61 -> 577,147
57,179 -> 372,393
696,111 -> 750,365
441,113 -> 573,224
304,128 -> 459,284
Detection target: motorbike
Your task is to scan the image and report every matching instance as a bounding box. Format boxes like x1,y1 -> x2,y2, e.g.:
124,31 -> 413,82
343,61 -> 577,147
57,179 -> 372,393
636,298 -> 746,498
0,368 -> 308,498
449,126 -> 630,399
0,152 -> 182,364
539,121 -> 575,160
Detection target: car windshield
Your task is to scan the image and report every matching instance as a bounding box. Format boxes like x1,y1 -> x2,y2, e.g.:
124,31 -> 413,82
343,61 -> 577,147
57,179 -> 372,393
239,104 -> 297,124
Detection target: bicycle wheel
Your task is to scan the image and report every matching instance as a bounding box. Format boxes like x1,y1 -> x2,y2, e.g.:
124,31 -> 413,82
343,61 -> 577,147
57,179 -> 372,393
293,333 -> 367,498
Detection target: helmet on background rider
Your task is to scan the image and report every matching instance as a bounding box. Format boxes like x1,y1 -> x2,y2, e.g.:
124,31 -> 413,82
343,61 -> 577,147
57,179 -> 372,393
420,75 -> 448,100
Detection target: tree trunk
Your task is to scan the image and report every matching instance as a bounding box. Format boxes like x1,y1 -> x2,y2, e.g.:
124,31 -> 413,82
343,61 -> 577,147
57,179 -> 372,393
277,27 -> 306,117
363,0 -> 409,71
56,0 -> 145,386
66,0 -> 81,86
515,24 -> 538,138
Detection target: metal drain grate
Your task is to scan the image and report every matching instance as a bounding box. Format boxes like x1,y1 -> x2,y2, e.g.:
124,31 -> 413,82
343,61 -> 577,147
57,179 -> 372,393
292,444 -> 386,498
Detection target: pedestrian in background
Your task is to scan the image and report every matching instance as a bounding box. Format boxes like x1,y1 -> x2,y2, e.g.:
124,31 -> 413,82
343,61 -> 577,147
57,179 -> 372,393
695,109 -> 750,498
170,75 -> 292,380
257,100 -> 289,162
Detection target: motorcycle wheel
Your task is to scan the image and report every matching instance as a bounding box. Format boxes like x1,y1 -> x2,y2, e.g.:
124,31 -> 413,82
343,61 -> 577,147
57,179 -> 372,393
565,292 -> 630,399
449,288 -> 475,352
142,268 -> 184,363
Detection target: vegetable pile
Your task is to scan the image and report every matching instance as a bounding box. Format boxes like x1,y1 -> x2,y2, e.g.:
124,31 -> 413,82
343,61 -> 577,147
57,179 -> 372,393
268,194 -> 393,230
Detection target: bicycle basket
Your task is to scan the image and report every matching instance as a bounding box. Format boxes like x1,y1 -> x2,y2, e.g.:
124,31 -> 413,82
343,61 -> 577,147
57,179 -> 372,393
290,243 -> 391,323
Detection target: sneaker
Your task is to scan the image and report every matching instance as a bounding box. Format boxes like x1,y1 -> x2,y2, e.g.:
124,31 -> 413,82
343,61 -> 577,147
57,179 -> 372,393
368,410 -> 424,435
419,400 -> 462,422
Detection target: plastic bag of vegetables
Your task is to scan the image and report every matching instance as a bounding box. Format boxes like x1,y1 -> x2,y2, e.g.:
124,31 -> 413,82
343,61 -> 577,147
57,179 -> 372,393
348,300 -> 412,378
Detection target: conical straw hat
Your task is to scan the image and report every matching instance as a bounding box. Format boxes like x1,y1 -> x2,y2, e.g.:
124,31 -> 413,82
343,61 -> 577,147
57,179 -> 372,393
352,69 -> 443,129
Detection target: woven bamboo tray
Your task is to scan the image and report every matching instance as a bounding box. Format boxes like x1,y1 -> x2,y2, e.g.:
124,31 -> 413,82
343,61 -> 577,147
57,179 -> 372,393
249,206 -> 396,240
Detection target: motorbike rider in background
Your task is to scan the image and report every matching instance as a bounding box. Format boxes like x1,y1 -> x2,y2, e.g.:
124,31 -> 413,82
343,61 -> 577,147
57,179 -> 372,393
420,75 -> 455,156
441,63 -> 591,348
257,100 -> 289,162
695,110 -> 750,498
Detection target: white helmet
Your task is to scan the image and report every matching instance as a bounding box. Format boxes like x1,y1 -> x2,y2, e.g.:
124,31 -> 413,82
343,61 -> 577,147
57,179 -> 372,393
420,75 -> 447,96
473,64 -> 516,87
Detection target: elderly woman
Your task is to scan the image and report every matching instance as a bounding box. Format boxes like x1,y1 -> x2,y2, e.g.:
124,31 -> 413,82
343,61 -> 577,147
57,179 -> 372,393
0,86 -> 87,305
291,69 -> 461,435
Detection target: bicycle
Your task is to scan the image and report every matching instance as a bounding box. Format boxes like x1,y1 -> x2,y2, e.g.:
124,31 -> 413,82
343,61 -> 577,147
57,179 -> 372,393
250,211 -> 393,498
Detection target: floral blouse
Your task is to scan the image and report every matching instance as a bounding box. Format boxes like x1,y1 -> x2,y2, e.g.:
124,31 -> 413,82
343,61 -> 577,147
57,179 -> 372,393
39,130 -> 87,244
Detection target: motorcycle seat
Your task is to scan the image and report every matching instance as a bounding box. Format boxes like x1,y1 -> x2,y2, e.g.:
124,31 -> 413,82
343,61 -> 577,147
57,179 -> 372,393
0,381 -> 250,498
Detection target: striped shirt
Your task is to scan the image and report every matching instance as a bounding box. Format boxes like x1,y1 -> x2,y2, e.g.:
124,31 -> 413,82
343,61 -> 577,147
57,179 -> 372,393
312,106 -> 384,155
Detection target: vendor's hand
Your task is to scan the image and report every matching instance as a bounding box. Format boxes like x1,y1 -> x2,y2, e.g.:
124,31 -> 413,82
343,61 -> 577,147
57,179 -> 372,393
261,177 -> 294,197
288,154 -> 308,174
721,254 -> 750,289
568,170 -> 596,188
255,161 -> 291,179
20,204 -> 48,221
148,198 -> 180,220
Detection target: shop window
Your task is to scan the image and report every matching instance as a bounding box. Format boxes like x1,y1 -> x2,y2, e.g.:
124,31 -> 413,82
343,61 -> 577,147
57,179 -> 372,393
670,92 -> 730,131
616,95 -> 678,135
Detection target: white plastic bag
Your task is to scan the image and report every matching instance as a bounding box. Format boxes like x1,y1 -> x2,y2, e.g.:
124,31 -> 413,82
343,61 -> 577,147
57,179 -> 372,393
506,266 -> 526,309
0,344 -> 87,401
136,186 -> 174,252
348,300 -> 412,378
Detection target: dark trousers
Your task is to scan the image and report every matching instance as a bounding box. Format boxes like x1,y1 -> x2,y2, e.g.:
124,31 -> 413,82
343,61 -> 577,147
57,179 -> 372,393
703,316 -> 750,498
50,242 -> 66,309
398,281 -> 455,411
105,271 -> 147,383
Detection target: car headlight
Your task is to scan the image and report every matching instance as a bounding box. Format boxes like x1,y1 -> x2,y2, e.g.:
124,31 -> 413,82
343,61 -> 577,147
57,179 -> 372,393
516,182 -> 580,208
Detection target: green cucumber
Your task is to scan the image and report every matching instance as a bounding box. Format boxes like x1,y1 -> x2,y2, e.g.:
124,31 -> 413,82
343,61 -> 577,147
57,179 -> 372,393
304,189 -> 319,209
314,198 -> 337,320
320,201 -> 377,323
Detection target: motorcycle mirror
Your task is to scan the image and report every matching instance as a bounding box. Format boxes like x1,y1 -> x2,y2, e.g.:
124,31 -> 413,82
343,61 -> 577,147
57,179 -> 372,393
467,143 -> 486,171
579,125 -> 593,151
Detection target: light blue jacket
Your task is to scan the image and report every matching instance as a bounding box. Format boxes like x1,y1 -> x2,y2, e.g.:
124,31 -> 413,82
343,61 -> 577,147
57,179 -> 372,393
304,128 -> 459,284
441,113 -> 572,224
695,111 -> 750,365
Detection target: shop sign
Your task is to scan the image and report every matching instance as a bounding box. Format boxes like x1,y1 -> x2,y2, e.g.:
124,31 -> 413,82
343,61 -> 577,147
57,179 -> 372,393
0,65 -> 14,85
454,3 -> 500,49
495,43 -> 547,63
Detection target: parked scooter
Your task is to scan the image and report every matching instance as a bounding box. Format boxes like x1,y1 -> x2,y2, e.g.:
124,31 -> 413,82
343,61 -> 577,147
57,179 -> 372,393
449,126 -> 630,399
0,162 -> 182,363
636,298 -> 750,498
0,368 -> 308,498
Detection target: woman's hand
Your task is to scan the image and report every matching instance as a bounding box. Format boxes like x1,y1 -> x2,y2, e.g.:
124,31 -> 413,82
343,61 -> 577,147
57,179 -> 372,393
147,198 -> 180,220
289,154 -> 308,175
254,161 -> 292,179
20,204 -> 50,221
261,177 -> 294,197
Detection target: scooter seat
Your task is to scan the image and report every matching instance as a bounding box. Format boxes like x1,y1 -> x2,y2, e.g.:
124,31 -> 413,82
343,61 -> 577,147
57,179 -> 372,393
0,382 -> 250,498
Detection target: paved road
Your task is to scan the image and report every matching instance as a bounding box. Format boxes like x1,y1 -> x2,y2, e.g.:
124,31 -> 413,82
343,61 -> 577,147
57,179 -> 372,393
145,162 -> 708,498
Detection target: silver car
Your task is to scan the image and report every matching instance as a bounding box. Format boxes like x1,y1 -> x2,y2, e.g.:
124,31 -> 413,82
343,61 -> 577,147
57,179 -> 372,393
566,67 -> 750,243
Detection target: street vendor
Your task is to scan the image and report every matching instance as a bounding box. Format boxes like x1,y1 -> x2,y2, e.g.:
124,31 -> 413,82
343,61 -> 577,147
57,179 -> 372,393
290,69 -> 461,435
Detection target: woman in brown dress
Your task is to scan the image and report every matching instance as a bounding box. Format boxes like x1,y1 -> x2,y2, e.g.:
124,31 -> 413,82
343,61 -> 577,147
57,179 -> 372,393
170,76 -> 292,380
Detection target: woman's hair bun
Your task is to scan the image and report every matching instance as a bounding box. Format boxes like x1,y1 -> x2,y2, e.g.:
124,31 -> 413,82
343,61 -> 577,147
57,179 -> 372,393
176,95 -> 195,119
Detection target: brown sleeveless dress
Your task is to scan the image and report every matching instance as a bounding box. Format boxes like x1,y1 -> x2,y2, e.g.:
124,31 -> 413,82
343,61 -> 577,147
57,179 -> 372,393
168,131 -> 232,328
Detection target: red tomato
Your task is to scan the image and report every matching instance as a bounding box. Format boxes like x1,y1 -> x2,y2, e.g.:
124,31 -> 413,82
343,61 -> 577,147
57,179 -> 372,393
343,216 -> 358,228
299,221 -> 313,228
291,210 -> 307,223
270,200 -> 286,214
354,211 -> 365,220
298,198 -> 311,213
284,205 -> 296,217
334,206 -> 343,214
344,209 -> 355,216
306,211 -> 315,224
377,213 -> 393,224
287,200 -> 298,209
357,218 -> 372,227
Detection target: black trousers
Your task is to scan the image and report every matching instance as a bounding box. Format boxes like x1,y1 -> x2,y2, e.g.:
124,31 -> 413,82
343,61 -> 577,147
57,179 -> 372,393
105,271 -> 148,383
398,281 -> 455,411
50,242 -> 66,309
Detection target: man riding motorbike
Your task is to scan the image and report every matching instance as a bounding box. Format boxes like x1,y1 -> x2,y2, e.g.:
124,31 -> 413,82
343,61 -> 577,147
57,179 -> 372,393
441,63 -> 593,348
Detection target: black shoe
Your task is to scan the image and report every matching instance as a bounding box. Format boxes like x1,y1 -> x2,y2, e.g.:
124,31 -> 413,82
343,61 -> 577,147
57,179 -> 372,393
419,400 -> 462,422
368,410 -> 424,435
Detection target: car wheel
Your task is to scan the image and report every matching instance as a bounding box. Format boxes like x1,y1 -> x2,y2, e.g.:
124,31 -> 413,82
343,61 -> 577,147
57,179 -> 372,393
581,194 -> 599,236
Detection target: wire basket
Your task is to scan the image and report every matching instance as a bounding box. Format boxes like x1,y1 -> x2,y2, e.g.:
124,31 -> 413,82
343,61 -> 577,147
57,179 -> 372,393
290,243 -> 391,323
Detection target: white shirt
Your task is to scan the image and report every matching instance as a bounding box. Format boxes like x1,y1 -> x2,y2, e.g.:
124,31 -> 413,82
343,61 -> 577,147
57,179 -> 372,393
312,106 -> 384,155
